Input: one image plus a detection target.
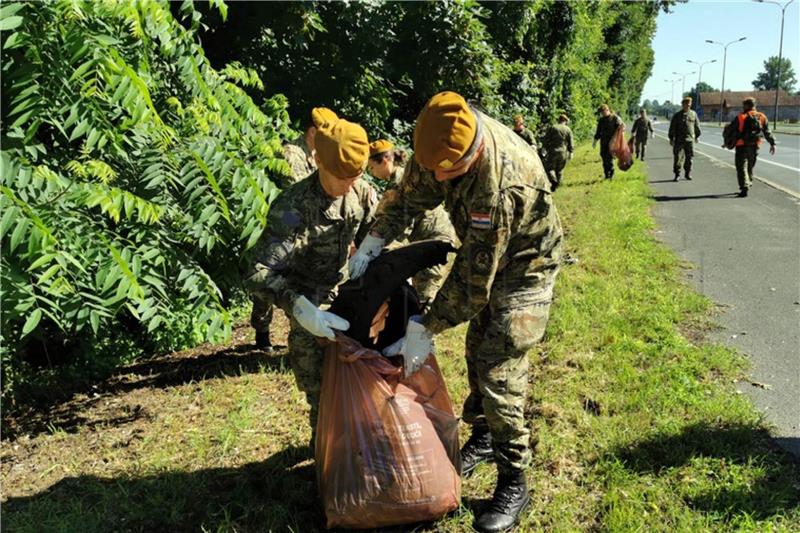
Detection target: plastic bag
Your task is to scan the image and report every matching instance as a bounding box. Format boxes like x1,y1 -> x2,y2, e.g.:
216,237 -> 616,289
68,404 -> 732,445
316,334 -> 461,529
610,124 -> 633,171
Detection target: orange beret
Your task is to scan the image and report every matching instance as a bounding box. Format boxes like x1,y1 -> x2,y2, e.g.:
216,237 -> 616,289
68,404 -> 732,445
311,107 -> 339,128
413,91 -> 477,170
315,119 -> 369,179
369,139 -> 394,157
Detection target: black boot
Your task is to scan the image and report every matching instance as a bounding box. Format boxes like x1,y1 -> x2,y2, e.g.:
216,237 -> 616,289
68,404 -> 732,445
474,469 -> 530,533
739,188 -> 749,197
460,428 -> 494,476
673,172 -> 680,182
685,173 -> 692,180
255,331 -> 274,353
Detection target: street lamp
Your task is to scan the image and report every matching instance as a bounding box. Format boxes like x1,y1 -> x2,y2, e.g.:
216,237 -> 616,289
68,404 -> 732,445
664,78 -> 679,106
673,70 -> 696,98
706,37 -> 747,124
754,0 -> 796,131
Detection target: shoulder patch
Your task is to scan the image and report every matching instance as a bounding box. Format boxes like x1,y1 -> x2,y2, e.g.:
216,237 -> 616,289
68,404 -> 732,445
281,209 -> 302,229
470,212 -> 492,230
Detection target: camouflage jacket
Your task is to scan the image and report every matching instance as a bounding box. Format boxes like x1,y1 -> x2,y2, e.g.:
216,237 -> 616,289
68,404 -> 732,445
631,117 -> 654,140
371,111 -> 563,334
245,172 -> 378,311
594,114 -> 623,144
514,127 -> 536,147
280,136 -> 316,188
668,110 -> 701,143
542,123 -> 574,156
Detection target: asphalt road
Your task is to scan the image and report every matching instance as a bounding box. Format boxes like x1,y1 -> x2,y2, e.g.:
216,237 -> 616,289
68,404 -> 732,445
642,132 -> 800,456
652,121 -> 800,196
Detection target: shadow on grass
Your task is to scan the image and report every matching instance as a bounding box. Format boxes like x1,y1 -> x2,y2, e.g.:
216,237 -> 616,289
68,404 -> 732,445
3,445 -> 326,532
2,344 -> 290,442
610,422 -> 800,520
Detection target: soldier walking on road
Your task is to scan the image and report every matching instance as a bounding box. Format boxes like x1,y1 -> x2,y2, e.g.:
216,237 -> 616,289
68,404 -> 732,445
351,92 -> 563,533
246,118 -> 378,447
728,97 -> 776,197
593,104 -> 623,180
367,139 -> 457,309
631,109 -> 654,161
512,114 -> 536,146
668,97 -> 701,181
541,114 -> 574,191
249,107 -> 340,352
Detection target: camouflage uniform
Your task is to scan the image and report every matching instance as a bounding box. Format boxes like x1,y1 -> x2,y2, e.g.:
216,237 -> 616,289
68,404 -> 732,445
372,112 -> 563,473
514,127 -> 536,147
668,109 -> 701,177
729,110 -> 775,193
631,116 -> 654,160
541,122 -> 574,190
594,114 -> 623,179
384,165 -> 458,308
246,172 -> 378,435
249,135 -> 319,340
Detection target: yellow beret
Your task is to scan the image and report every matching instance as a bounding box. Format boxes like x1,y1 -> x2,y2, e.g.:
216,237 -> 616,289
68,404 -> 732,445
369,139 -> 394,156
315,119 -> 369,179
413,91 -> 477,170
513,114 -> 523,122
311,107 -> 339,128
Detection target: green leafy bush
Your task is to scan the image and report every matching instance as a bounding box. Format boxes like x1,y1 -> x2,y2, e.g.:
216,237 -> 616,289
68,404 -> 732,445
0,0 -> 292,398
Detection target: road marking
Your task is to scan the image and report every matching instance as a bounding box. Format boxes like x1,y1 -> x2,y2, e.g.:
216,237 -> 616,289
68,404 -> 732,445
653,133 -> 800,200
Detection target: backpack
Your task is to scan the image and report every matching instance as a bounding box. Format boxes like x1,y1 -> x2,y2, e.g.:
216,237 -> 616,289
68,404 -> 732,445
722,121 -> 738,149
739,112 -> 762,143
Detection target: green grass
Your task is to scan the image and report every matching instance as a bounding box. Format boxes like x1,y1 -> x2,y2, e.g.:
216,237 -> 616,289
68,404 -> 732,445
2,145 -> 798,532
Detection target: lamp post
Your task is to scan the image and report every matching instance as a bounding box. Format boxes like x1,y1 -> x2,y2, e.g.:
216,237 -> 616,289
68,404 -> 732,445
673,70 -> 696,99
754,0 -> 796,131
686,59 -> 717,111
706,37 -> 747,124
664,78 -> 679,107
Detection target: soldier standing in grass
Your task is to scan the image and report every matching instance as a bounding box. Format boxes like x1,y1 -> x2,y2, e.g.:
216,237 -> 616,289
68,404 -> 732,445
631,108 -> 654,161
246,118 -> 377,446
592,104 -> 623,180
541,114 -> 574,191
727,97 -> 776,197
367,139 -> 457,309
512,114 -> 536,147
668,97 -> 701,181
250,108 -> 338,353
351,92 -> 563,533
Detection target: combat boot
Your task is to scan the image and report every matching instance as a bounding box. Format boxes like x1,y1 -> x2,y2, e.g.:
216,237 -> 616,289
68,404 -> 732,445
460,428 -> 494,476
673,172 -> 680,182
685,173 -> 692,180
474,469 -> 530,533
255,331 -> 274,353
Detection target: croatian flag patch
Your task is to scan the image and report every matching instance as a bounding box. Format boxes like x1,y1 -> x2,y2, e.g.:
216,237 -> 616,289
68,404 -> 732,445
470,212 -> 492,229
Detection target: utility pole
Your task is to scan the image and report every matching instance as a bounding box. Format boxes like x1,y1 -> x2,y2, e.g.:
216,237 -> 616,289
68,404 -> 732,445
706,37 -> 747,124
754,0 -> 796,131
673,70 -> 695,100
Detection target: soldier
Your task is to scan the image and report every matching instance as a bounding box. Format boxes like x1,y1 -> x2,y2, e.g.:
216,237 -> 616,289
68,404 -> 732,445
351,92 -> 563,533
727,97 -> 776,197
512,114 -> 536,146
245,118 -> 377,445
592,104 -> 623,180
250,107 -> 339,352
367,139 -> 457,309
668,97 -> 701,181
631,109 -> 654,161
541,114 -> 574,191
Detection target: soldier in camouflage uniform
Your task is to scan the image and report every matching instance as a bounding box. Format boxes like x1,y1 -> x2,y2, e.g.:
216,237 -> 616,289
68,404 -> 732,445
512,114 -> 536,147
541,114 -> 574,191
593,104 -> 624,180
367,139 -> 458,308
250,107 -> 339,352
246,119 -> 377,444
631,109 -> 654,161
351,92 -> 562,533
668,97 -> 701,181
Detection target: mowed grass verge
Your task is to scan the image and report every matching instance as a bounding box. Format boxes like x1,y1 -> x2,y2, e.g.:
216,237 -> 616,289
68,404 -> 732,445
2,144 -> 798,532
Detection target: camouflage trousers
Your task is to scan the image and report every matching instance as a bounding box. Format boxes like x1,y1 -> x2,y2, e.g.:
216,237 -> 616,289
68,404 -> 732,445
544,153 -> 568,190
634,137 -> 648,160
462,263 -> 558,473
249,295 -> 273,333
287,316 -> 326,443
735,145 -> 758,191
672,141 -> 694,176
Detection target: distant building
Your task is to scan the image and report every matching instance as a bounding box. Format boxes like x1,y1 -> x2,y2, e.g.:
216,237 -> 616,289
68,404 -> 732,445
697,90 -> 800,122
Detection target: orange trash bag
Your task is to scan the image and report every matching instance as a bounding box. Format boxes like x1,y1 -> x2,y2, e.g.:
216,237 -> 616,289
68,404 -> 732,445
315,334 -> 461,529
610,124 -> 633,171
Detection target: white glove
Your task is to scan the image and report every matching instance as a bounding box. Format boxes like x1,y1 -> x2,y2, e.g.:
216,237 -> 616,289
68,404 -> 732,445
569,152 -> 574,160
349,234 -> 385,279
383,315 -> 433,377
292,295 -> 350,340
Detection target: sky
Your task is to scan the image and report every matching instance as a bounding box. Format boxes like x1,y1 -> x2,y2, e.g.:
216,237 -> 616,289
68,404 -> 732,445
640,0 -> 800,104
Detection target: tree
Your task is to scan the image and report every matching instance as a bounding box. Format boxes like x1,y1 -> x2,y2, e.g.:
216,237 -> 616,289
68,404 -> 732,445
687,81 -> 718,107
752,56 -> 797,93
